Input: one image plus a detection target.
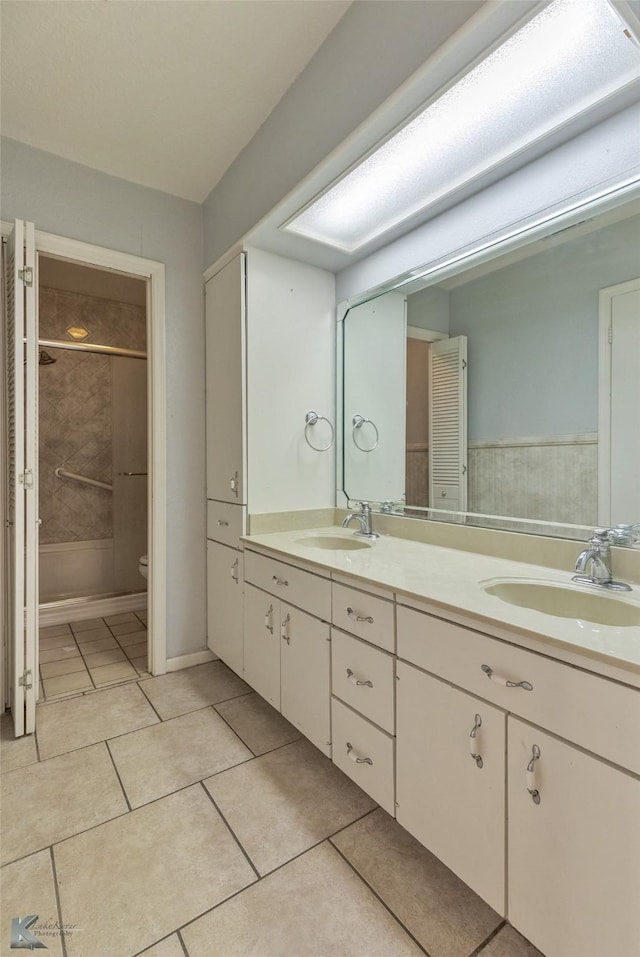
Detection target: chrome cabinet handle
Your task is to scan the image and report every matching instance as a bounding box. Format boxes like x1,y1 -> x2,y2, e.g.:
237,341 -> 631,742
346,742 -> 373,765
347,607 -> 374,624
230,472 -> 239,497
469,713 -> 483,768
281,613 -> 291,645
527,744 -> 542,805
481,664 -> 533,691
346,668 -> 373,688
217,519 -> 229,527
230,558 -> 239,584
264,604 -> 274,634
272,575 -> 289,587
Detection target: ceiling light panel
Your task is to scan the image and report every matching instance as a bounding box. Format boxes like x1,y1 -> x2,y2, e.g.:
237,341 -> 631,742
284,0 -> 640,253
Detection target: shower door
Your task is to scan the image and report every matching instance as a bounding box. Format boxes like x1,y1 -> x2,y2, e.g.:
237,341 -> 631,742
5,219 -> 39,737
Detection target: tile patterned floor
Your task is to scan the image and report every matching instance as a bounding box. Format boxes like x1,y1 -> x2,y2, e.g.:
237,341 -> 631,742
38,610 -> 148,700
1,663 -> 544,957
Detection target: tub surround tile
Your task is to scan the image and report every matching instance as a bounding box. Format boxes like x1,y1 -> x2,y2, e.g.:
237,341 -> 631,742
53,785 -> 256,957
182,842 -> 423,957
139,661 -> 251,720
109,708 -> 252,808
89,661 -> 138,687
215,691 -> 302,756
1,743 -> 127,864
204,737 -> 376,875
0,850 -> 64,957
42,671 -> 93,699
36,683 -> 159,759
332,808 -> 502,957
1,713 -> 38,773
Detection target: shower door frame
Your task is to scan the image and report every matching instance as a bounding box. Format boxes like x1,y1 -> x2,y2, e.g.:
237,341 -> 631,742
3,223 -> 167,683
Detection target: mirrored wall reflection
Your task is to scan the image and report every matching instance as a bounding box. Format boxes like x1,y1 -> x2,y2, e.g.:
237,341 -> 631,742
342,199 -> 640,534
38,260 -> 148,602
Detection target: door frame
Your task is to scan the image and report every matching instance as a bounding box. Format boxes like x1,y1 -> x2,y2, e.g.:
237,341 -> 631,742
597,276 -> 640,526
2,222 -> 167,682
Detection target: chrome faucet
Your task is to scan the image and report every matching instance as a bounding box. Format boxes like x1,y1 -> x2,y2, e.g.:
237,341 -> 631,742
342,502 -> 379,540
572,527 -> 633,592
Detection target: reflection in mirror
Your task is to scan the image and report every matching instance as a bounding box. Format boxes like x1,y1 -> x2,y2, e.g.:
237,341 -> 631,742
342,199 -> 640,537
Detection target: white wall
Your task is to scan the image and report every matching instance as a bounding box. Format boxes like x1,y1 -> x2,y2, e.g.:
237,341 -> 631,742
1,137 -> 206,659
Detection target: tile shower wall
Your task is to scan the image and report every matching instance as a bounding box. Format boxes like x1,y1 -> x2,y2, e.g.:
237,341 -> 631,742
38,288 -> 146,598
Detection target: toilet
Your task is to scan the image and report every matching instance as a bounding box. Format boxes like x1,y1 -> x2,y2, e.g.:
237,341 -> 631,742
138,554 -> 149,580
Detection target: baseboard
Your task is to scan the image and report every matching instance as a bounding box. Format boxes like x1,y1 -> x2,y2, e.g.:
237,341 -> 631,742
165,649 -> 218,672
39,592 -> 147,627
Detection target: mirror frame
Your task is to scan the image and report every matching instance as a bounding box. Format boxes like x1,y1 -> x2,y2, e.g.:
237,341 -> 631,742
336,177 -> 640,542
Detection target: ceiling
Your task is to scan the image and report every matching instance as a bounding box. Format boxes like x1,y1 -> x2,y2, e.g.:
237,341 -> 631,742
1,0 -> 351,202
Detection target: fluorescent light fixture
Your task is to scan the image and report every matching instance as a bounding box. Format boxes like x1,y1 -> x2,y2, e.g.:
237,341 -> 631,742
283,0 -> 640,253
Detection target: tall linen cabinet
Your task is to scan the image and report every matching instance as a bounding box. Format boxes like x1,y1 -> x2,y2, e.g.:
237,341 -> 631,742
205,247 -> 336,675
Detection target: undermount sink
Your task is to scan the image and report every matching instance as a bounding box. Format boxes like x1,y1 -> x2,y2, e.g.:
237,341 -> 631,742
296,534 -> 373,551
484,580 -> 640,627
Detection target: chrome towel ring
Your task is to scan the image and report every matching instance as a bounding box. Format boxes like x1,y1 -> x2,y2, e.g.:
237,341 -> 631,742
352,414 -> 379,452
304,411 -> 334,452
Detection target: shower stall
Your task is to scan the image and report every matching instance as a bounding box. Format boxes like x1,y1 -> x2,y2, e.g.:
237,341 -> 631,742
37,257 -> 148,611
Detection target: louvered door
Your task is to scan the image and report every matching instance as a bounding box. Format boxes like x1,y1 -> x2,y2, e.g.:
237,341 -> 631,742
428,335 -> 467,512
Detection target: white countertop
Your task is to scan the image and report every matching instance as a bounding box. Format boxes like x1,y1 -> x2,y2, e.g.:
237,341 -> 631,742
243,526 -> 640,679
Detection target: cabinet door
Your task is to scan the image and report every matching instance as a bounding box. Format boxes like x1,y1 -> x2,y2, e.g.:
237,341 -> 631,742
243,584 -> 280,709
205,253 -> 246,504
206,541 -> 243,677
396,661 -> 506,914
508,717 -> 640,957
280,603 -> 331,756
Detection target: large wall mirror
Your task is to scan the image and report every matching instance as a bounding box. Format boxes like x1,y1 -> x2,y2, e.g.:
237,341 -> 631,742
341,196 -> 640,539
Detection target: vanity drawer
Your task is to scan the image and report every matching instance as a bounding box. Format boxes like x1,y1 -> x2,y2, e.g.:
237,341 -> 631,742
331,697 -> 395,815
397,605 -> 640,774
332,582 -> 395,652
331,629 -> 395,733
244,549 -> 330,621
206,500 -> 245,549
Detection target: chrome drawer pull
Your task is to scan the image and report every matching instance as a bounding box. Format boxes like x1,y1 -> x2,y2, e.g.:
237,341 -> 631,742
469,713 -> 483,769
527,744 -> 542,805
346,742 -> 373,765
346,668 -> 373,688
347,607 -> 374,624
481,663 -> 533,691
264,605 -> 274,634
217,519 -> 229,526
272,575 -> 289,587
230,558 -> 239,584
281,613 -> 291,645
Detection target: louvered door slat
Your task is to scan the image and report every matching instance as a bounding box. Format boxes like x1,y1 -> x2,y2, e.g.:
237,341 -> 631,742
428,336 -> 467,512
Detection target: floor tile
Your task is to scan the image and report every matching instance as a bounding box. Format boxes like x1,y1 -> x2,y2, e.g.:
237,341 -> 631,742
40,623 -> 72,639
480,925 -> 543,957
215,691 -> 302,756
36,683 -> 159,760
83,647 -> 127,668
136,611 -> 148,622
109,707 -> 251,808
69,617 -> 105,633
115,629 -> 148,647
123,639 -> 148,659
139,661 -> 251,720
111,620 -> 147,637
130,656 -> 150,675
1,850 -> 64,957
40,657 -> 88,679
89,660 -> 138,686
39,633 -> 78,651
204,737 -> 376,875
138,936 -> 185,957
1,743 -> 127,864
39,644 -> 81,664
332,808 -> 502,957
70,626 -> 112,642
54,785 -> 256,957
42,671 -> 93,699
104,612 -> 138,625
76,635 -> 118,654
1,713 -> 38,773
182,841 -> 422,957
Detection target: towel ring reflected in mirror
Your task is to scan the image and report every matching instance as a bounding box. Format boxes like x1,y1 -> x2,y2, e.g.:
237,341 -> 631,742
304,410 -> 335,452
352,414 -> 379,452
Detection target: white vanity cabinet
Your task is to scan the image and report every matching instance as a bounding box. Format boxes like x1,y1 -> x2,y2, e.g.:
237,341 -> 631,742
206,541 -> 243,676
243,549 -> 332,756
395,661 -> 506,913
507,718 -> 640,957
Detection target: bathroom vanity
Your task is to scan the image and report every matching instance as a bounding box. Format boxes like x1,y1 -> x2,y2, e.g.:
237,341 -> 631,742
233,524 -> 640,957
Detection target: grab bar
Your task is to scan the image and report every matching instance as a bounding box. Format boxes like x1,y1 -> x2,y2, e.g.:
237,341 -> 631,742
54,467 -> 113,492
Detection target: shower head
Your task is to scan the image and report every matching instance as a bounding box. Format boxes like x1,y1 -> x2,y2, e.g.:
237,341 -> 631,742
39,350 -> 56,366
